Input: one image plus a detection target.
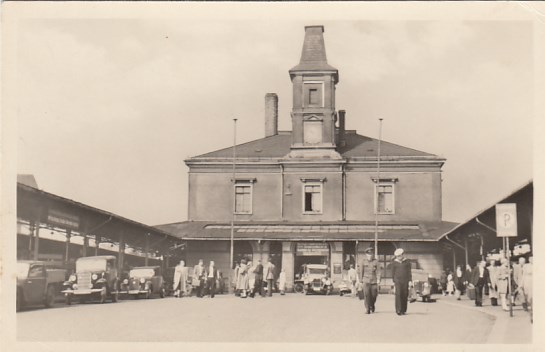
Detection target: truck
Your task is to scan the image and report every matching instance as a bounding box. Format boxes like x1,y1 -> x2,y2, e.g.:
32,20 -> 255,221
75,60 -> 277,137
62,255 -> 119,304
16,261 -> 67,311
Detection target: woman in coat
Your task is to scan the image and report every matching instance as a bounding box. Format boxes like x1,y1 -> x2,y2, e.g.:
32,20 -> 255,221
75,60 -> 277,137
487,259 -> 499,306
453,265 -> 465,300
247,261 -> 255,297
238,259 -> 249,298
173,260 -> 188,298
520,256 -> 532,321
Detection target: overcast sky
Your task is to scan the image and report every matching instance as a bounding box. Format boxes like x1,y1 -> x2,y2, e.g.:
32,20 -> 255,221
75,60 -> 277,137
11,9 -> 535,226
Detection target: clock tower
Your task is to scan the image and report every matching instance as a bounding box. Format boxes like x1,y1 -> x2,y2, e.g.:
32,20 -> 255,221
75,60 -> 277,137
287,25 -> 341,159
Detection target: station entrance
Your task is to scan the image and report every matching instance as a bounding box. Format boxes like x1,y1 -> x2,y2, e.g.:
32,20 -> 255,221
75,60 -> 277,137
294,242 -> 330,278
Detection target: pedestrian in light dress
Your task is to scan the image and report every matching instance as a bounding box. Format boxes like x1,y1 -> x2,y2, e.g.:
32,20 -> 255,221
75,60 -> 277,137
247,261 -> 255,297
278,269 -> 287,295
233,262 -> 240,296
173,260 -> 189,298
497,257 -> 510,311
238,259 -> 249,298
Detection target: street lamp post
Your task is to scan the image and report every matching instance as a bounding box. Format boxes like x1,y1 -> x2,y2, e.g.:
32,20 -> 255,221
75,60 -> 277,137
230,118 -> 238,293
374,118 -> 383,259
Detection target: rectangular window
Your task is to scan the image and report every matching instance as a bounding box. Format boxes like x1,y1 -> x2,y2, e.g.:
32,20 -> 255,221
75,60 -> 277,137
303,183 -> 322,214
309,89 -> 319,105
375,183 -> 395,214
234,184 -> 252,214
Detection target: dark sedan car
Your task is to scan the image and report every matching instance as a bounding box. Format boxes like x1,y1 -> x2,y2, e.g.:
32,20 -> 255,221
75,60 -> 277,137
119,266 -> 165,299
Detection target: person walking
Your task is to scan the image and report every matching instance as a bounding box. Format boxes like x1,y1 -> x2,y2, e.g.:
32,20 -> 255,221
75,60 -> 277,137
361,247 -> 381,314
233,262 -> 240,296
347,264 -> 358,296
520,256 -> 533,321
252,259 -> 264,297
193,259 -> 206,298
497,257 -> 510,311
513,257 -> 526,309
470,260 -> 491,307
265,259 -> 276,297
247,261 -> 255,297
391,248 -> 412,316
488,259 -> 499,306
278,268 -> 286,295
238,259 -> 249,298
206,261 -> 218,298
453,265 -> 465,301
173,260 -> 188,298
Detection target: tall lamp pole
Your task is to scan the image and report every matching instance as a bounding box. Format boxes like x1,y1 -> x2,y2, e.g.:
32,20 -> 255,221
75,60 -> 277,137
230,119 -> 238,279
374,118 -> 383,259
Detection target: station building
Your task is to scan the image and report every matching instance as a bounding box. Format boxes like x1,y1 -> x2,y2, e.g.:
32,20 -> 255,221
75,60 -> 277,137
157,25 -> 457,291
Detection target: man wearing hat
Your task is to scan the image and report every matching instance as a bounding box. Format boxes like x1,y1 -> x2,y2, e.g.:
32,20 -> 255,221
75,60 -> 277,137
361,246 -> 381,314
392,248 -> 412,315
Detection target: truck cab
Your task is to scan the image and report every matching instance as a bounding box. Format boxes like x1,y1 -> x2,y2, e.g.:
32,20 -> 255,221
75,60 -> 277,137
17,261 -> 66,311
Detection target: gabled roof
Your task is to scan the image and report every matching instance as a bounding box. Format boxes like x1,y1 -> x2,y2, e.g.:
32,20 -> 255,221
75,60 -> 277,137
190,131 -> 438,160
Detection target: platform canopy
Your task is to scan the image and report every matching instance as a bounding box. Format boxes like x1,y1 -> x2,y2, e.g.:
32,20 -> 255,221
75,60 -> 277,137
17,182 -> 181,255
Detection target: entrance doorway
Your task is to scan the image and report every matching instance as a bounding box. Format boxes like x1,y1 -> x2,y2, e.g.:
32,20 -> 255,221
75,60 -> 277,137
269,242 -> 282,275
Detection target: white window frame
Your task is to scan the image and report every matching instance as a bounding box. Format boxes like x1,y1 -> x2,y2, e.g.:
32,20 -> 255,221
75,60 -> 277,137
233,181 -> 253,215
374,182 -> 395,215
302,181 -> 324,215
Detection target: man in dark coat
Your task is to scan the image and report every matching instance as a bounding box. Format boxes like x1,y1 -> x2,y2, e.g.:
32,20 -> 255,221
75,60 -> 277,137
205,260 -> 219,298
251,259 -> 264,297
470,260 -> 491,307
391,248 -> 412,316
361,247 -> 381,314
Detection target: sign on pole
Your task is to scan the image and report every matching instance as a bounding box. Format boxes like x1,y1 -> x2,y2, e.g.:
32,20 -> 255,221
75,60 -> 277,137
495,203 -> 517,237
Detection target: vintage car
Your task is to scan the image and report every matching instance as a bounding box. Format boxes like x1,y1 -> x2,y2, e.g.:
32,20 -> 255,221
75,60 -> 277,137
119,266 -> 165,299
16,261 -> 67,311
299,264 -> 333,295
62,255 -> 119,304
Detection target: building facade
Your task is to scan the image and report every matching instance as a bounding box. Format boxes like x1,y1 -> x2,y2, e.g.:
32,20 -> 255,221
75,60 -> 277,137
158,26 -> 457,291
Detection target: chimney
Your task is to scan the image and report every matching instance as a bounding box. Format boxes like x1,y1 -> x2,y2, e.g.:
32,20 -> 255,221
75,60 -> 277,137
265,93 -> 278,137
338,110 -> 346,147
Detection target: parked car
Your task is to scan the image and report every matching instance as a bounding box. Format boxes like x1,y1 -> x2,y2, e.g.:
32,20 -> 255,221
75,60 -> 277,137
301,264 -> 333,295
61,255 -> 119,304
120,266 -> 165,299
16,261 -> 67,311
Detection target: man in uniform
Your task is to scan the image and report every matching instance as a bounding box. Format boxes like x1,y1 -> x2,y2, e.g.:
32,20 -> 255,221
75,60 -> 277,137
392,248 -> 412,316
361,246 -> 381,314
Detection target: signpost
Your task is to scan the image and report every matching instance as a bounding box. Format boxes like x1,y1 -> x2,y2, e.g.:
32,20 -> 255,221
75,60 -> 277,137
495,203 -> 517,317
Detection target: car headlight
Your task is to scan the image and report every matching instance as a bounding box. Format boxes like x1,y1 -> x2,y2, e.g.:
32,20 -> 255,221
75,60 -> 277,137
72,284 -> 78,290
69,275 -> 76,282
140,278 -> 146,284
123,279 -> 128,285
92,274 -> 98,280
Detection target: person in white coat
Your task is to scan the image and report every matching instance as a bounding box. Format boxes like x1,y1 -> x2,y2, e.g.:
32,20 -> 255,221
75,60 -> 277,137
173,260 -> 188,298
278,269 -> 286,295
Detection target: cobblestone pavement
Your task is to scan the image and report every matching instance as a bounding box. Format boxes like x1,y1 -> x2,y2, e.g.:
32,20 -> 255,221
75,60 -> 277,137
16,293 -> 530,343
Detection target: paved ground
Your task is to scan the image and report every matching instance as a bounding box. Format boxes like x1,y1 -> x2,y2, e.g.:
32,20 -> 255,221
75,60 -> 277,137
16,293 -> 531,343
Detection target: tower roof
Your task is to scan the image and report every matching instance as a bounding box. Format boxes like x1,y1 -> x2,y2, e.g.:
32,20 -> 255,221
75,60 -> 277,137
289,25 -> 338,82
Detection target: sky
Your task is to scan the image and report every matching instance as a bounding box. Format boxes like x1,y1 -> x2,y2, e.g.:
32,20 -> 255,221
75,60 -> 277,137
10,10 -> 536,226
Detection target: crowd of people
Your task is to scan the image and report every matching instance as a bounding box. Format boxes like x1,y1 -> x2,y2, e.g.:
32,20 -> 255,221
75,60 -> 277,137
170,249 -> 532,322
171,258 -> 286,299
438,254 -> 533,319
